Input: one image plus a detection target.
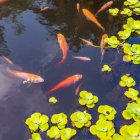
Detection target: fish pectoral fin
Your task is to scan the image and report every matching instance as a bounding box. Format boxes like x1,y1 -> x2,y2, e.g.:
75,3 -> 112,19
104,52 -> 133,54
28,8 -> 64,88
23,79 -> 30,84
23,80 -> 28,84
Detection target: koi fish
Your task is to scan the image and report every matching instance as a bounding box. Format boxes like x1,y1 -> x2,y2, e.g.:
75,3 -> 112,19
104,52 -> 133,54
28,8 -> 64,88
82,9 -> 105,31
40,6 -> 49,12
45,74 -> 83,95
95,1 -> 113,15
72,56 -> 91,61
2,56 -> 13,65
76,3 -> 80,13
80,38 -> 93,45
75,82 -> 82,95
6,68 -> 44,84
57,33 -> 68,64
100,34 -> 108,63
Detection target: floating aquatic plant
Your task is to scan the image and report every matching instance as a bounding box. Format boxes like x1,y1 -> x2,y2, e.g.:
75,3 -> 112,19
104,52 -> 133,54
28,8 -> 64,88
60,128 -> 76,140
133,8 -> 140,15
46,126 -> 60,139
25,112 -> 49,133
51,113 -> 68,129
101,64 -> 112,72
123,17 -> 140,34
124,0 -> 139,7
122,102 -> 140,121
70,111 -> 92,128
124,88 -> 139,100
123,43 -> 140,64
121,8 -> 132,16
118,30 -> 131,40
113,134 -> 124,140
136,98 -> 140,104
49,97 -> 58,104
108,8 -> 119,16
98,105 -> 117,121
104,36 -> 120,48
30,133 -> 42,140
89,119 -> 115,139
119,74 -> 136,88
78,90 -> 98,108
116,122 -> 140,139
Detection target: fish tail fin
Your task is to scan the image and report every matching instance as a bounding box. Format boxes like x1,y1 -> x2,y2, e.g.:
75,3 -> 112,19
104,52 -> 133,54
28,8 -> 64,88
57,58 -> 65,65
100,56 -> 103,64
102,27 -> 105,31
44,89 -> 53,95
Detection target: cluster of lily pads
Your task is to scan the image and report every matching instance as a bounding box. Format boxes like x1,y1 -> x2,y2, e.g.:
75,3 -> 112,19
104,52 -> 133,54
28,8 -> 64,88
103,0 -> 140,65
109,0 -> 140,17
25,90 -> 99,140
25,112 -> 77,140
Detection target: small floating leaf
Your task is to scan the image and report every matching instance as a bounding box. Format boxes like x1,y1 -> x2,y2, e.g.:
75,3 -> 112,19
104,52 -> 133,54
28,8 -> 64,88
47,126 -> 60,139
101,64 -> 111,72
108,8 -> 119,16
49,97 -> 58,104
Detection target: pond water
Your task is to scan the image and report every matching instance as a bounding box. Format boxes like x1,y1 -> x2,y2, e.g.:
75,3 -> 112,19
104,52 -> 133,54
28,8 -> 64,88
0,0 -> 140,139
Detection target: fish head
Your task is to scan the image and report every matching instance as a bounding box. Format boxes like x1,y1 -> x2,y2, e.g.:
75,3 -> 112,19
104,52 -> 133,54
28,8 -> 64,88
75,74 -> 83,81
102,34 -> 108,39
32,76 -> 44,83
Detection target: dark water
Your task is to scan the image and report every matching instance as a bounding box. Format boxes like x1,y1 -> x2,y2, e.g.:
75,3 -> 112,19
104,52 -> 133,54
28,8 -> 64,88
0,0 -> 140,140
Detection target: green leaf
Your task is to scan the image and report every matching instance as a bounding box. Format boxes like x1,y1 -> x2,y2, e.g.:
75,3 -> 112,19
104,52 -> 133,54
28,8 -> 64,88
101,64 -> 111,72
47,126 -> 60,139
104,36 -> 120,48
49,97 -> 58,103
121,8 -> 132,16
31,133 -> 42,140
118,30 -> 131,40
109,8 -> 119,16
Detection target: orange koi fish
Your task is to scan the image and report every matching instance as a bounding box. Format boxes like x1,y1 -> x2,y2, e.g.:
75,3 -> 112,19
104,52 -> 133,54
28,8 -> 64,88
76,3 -> 80,13
100,34 -> 108,63
7,68 -> 44,84
57,33 -> 68,64
82,9 -> 105,31
80,38 -> 93,45
72,56 -> 91,61
2,56 -> 13,65
95,1 -> 113,15
40,6 -> 49,12
46,74 -> 83,95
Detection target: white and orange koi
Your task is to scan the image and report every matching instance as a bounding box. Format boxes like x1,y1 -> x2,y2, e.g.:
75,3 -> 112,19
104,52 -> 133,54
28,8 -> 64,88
80,37 -> 93,45
57,33 -> 68,64
100,34 -> 108,63
45,74 -> 83,95
82,8 -> 105,31
6,68 -> 44,84
72,56 -> 91,61
95,1 -> 113,15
